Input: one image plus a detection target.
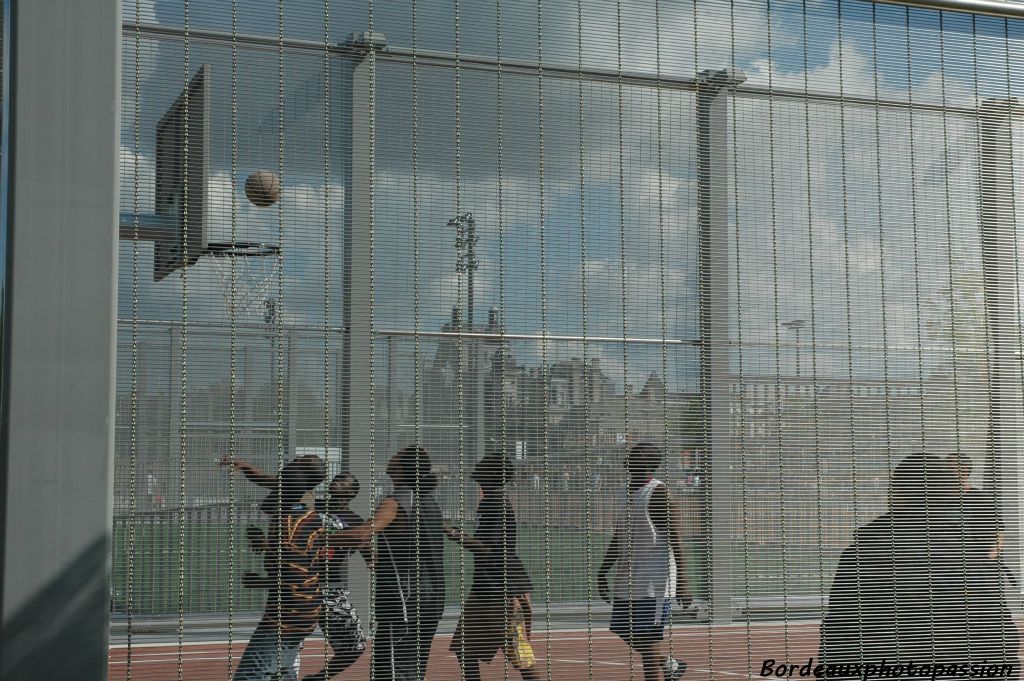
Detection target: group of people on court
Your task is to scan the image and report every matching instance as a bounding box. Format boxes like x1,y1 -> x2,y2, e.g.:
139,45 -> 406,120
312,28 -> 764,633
221,442 -> 691,681
220,440 -> 1019,681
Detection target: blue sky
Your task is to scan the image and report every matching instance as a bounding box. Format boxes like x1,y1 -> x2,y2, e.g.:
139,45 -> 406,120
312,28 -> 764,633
118,0 -> 1024,422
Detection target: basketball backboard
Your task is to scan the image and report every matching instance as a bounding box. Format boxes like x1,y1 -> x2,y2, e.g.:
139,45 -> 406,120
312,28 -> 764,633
153,64 -> 210,281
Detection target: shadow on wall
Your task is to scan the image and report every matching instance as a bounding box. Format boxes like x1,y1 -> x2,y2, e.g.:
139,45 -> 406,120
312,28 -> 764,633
1,537 -> 110,680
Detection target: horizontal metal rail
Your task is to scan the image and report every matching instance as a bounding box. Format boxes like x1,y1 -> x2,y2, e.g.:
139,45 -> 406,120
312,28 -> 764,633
123,21 -> 703,90
116,317 -> 347,335
375,328 -> 695,345
123,21 -> 364,56
115,317 -> 695,344
114,318 -> 1008,355
864,0 -> 1024,19
124,21 -> 990,116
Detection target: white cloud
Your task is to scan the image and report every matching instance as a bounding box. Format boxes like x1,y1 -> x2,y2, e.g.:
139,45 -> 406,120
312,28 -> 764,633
119,145 -> 156,212
118,2 -> 1004,401
121,0 -> 157,23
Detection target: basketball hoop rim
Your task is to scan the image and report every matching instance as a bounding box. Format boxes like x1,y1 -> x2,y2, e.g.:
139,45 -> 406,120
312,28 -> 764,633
204,241 -> 280,258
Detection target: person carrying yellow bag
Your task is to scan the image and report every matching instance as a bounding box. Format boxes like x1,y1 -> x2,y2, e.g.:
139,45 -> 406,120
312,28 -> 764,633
445,453 -> 541,681
504,600 -> 536,671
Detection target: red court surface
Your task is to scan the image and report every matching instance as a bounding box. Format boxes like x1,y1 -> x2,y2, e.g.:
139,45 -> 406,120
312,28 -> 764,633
109,622 -> 827,680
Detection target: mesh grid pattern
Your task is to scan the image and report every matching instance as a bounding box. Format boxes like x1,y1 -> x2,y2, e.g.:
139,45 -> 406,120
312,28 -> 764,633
110,1 -> 1024,679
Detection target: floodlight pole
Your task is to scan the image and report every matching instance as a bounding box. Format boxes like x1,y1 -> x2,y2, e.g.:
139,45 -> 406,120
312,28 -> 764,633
449,212 -> 478,329
697,67 -> 745,625
448,212 -> 484,479
783,319 -> 806,377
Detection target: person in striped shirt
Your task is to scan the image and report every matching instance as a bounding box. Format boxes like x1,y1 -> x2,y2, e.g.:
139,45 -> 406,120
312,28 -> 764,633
231,455 -> 328,681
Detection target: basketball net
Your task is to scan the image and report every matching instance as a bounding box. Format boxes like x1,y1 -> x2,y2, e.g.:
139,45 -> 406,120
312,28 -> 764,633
205,243 -> 281,321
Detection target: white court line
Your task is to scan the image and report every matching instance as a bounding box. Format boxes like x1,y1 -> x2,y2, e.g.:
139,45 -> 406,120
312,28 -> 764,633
111,648 -> 276,659
691,668 -> 749,678
110,658 -> 758,678
554,658 -> 627,666
109,619 -> 818,650
109,657 -> 233,665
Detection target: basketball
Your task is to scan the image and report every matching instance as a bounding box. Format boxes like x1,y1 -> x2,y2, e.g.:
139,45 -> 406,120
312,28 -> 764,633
244,170 -> 281,207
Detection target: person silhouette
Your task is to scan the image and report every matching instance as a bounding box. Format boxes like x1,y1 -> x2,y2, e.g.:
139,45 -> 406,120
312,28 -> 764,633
231,456 -> 328,681
446,453 -> 540,681
819,452 -> 1018,679
331,446 -> 445,681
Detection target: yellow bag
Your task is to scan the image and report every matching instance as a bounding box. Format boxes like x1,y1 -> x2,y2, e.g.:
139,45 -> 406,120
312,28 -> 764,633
504,614 -> 535,670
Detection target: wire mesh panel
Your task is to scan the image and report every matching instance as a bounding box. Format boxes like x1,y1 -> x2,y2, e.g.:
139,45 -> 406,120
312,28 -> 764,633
111,1 -> 1024,679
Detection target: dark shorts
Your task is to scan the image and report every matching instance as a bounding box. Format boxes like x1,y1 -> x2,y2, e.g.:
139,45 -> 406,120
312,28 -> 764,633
610,599 -> 672,647
451,592 -> 507,662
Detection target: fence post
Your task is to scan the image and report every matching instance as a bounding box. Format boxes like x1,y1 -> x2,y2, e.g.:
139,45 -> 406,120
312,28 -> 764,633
979,98 -> 1024,587
0,1 -> 120,678
697,67 -> 745,625
341,31 -> 384,628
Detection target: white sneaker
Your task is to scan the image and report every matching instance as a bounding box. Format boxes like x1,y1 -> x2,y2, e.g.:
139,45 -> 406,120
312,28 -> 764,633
665,657 -> 687,680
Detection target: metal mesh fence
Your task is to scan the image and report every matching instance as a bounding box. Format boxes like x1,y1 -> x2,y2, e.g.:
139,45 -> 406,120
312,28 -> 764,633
111,1 -> 1024,679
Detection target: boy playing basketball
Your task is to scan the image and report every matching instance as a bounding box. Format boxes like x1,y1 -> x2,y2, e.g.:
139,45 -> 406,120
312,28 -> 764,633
598,442 -> 690,681
222,456 -> 369,680
229,456 -> 328,681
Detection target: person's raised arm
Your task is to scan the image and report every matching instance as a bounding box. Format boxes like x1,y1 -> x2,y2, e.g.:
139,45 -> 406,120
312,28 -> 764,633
329,496 -> 400,548
219,454 -> 277,489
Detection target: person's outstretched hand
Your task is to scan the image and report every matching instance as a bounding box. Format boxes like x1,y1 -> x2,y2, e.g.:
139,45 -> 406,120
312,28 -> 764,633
218,454 -> 237,470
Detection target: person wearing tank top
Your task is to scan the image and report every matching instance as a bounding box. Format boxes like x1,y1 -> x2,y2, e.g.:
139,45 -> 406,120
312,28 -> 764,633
598,443 -> 691,681
330,446 -> 446,681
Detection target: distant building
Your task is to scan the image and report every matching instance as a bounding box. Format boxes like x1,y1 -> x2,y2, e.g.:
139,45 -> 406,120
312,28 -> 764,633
729,374 -> 926,569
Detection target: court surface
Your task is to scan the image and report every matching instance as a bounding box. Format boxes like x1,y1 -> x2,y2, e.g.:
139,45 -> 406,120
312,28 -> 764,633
109,621 -> 828,680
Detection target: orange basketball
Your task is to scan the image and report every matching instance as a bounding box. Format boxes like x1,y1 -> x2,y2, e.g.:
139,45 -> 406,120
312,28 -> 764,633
244,170 -> 281,207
